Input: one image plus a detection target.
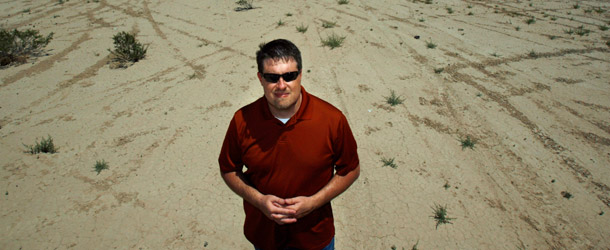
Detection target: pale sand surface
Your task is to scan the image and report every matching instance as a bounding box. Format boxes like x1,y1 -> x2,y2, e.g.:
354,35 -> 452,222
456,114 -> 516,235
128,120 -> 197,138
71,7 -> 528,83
1,0 -> 610,249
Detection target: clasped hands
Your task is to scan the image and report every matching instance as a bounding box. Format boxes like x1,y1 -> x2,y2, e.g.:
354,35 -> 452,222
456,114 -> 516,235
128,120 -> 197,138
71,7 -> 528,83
258,194 -> 319,225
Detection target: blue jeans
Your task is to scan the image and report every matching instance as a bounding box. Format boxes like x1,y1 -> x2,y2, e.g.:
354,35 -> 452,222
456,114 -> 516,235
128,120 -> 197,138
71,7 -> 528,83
255,237 -> 335,250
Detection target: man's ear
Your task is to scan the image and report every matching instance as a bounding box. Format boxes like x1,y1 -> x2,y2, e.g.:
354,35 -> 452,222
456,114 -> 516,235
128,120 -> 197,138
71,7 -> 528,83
257,72 -> 263,84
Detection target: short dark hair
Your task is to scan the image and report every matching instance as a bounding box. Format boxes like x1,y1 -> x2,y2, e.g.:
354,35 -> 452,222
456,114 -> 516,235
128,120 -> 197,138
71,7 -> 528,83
256,39 -> 302,73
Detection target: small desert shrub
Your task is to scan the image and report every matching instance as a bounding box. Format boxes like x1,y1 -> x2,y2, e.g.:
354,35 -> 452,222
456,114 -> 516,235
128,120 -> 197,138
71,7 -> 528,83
381,157 -> 397,169
234,0 -> 253,11
94,160 -> 109,175
564,28 -> 574,35
551,16 -> 557,21
322,20 -> 336,28
426,40 -> 437,49
573,3 -> 580,9
277,19 -> 284,26
24,135 -> 57,154
0,28 -> 53,66
575,25 -> 590,36
108,31 -> 148,67
418,18 -> 425,22
515,26 -> 521,31
459,136 -> 475,149
337,0 -> 349,5
296,24 -> 308,33
321,33 -> 345,49
285,13 -> 292,17
434,67 -> 444,74
491,52 -> 501,57
446,7 -> 454,14
385,90 -> 404,106
593,7 -> 606,14
431,204 -> 455,229
468,12 -> 474,16
425,0 -> 432,4
600,25 -> 608,31
526,17 -> 536,25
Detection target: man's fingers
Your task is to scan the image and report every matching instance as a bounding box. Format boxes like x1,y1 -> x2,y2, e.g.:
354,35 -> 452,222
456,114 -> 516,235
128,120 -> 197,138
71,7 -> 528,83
270,206 -> 296,215
279,217 -> 297,224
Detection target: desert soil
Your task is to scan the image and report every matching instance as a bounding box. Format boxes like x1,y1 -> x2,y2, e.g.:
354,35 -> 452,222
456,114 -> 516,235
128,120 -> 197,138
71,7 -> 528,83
1,0 -> 609,249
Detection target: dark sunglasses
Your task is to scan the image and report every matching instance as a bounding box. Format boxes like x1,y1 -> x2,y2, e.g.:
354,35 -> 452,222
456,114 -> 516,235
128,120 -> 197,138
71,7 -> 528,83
262,71 -> 300,83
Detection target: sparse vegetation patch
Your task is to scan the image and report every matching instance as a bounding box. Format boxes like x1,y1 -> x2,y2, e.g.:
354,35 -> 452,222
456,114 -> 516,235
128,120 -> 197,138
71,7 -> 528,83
574,25 -> 590,36
385,90 -> 404,106
426,40 -> 437,49
459,136 -> 476,149
24,135 -> 57,154
296,24 -> 308,33
322,20 -> 337,28
431,204 -> 455,229
108,31 -> 148,68
321,33 -> 345,49
381,157 -> 397,169
94,160 -> 109,175
1,28 -> 53,66
337,0 -> 349,5
234,0 -> 254,11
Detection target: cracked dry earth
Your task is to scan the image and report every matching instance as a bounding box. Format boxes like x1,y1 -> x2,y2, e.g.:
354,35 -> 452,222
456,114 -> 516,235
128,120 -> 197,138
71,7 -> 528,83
1,0 -> 609,249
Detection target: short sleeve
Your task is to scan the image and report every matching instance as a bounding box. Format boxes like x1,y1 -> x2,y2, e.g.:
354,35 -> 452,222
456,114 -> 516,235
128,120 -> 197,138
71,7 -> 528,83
332,114 -> 359,176
218,116 -> 243,173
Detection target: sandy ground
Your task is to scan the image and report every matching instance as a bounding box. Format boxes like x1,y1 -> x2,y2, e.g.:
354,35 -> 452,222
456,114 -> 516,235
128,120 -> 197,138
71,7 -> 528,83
1,0 -> 610,249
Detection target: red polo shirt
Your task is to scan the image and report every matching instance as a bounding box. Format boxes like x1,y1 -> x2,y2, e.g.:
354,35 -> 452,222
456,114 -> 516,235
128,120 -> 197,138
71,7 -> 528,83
219,87 -> 359,250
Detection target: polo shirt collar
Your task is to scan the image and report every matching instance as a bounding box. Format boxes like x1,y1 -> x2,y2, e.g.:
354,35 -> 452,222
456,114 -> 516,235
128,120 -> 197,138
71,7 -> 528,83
261,86 -> 313,122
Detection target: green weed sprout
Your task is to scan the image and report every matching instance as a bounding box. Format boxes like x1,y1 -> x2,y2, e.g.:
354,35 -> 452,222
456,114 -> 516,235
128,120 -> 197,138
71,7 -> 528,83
459,136 -> 476,149
385,90 -> 404,106
321,33 -> 345,49
381,157 -> 397,169
431,204 -> 455,229
94,160 -> 109,175
296,24 -> 308,33
24,135 -> 57,154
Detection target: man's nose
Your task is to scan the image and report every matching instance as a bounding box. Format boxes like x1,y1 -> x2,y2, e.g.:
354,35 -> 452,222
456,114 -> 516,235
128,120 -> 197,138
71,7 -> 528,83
277,78 -> 287,89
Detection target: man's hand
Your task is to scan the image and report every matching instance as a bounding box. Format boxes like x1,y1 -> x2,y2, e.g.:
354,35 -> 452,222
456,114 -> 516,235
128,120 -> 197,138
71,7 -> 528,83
284,196 -> 319,220
257,194 -> 297,225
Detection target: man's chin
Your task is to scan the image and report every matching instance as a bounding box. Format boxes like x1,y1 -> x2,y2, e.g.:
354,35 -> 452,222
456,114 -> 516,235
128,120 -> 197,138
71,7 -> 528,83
272,101 -> 294,111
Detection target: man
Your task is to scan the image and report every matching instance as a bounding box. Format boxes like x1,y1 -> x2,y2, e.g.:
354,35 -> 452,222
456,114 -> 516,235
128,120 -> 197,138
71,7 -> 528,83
218,39 -> 360,250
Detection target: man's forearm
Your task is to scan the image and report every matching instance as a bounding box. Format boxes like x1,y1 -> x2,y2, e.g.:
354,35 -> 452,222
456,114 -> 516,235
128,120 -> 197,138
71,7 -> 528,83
221,170 -> 263,207
311,165 -> 360,208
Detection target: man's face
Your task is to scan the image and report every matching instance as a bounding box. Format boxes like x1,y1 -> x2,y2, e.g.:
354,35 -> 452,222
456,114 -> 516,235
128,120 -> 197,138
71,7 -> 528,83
258,58 -> 302,116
